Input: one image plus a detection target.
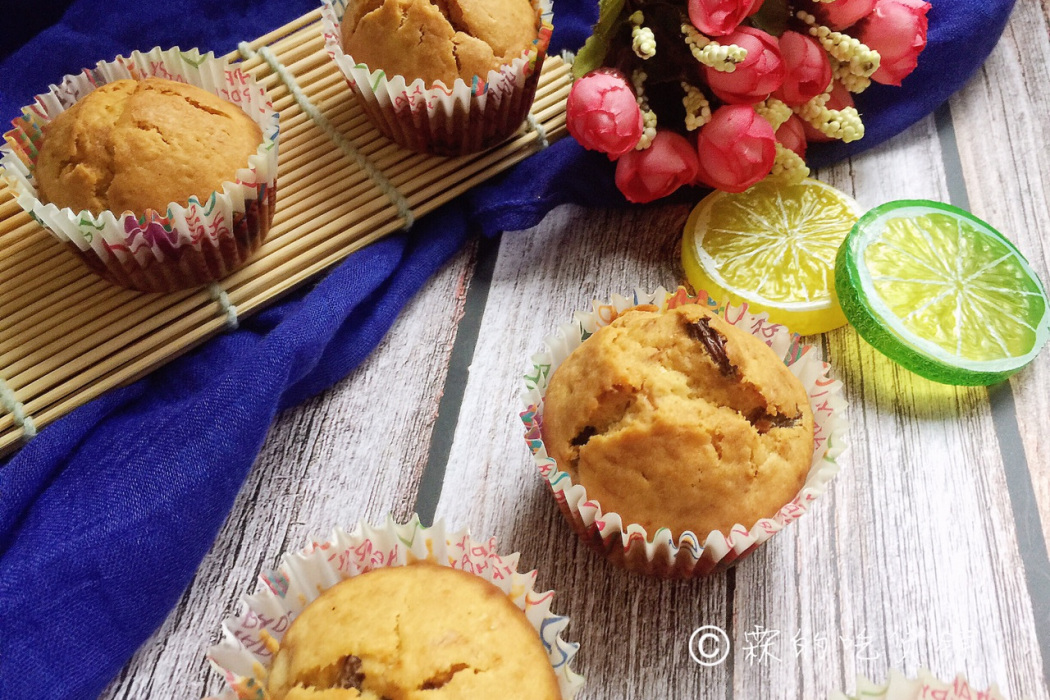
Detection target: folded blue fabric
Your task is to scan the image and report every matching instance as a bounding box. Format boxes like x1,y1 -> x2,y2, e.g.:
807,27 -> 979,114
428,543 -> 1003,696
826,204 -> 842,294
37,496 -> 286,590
0,0 -> 1015,696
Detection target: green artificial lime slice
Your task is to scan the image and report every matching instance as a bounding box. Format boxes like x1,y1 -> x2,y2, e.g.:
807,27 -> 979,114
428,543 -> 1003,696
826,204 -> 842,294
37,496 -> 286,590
835,200 -> 1050,385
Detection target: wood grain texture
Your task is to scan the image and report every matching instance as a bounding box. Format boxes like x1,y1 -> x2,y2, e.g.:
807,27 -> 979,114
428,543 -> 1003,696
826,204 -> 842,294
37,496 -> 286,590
99,241 -> 477,700
91,10 -> 1050,700
433,203 -> 731,700
948,0 -> 1050,560
731,113 -> 1048,700
432,127 -> 1049,700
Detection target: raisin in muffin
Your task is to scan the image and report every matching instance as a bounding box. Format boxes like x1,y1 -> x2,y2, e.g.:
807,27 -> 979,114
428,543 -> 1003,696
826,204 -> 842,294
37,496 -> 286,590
267,564 -> 561,699
35,77 -> 262,215
541,303 -> 815,540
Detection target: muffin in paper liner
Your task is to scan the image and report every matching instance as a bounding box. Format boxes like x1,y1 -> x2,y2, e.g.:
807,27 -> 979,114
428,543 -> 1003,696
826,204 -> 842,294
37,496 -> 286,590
320,0 -> 553,156
830,669 -> 1011,700
0,46 -> 279,293
520,286 -> 848,578
206,514 -> 584,699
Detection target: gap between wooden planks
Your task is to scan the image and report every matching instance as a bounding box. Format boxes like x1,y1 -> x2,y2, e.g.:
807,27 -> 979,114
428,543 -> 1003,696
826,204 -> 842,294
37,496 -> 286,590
0,7 -> 571,456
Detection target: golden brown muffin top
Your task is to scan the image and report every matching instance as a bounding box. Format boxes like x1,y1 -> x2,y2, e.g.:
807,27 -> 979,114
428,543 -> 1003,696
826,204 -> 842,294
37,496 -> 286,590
340,0 -> 539,86
541,304 -> 815,540
267,564 -> 561,700
35,78 -> 262,215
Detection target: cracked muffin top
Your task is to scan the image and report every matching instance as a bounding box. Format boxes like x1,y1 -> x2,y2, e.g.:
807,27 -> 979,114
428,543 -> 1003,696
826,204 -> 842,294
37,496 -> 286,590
541,303 -> 815,540
34,78 -> 262,215
340,0 -> 540,86
266,563 -> 561,700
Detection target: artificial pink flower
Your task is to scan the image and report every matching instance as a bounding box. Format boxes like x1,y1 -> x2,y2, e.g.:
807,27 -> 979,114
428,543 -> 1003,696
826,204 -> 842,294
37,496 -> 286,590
687,0 -> 763,37
703,27 -> 785,105
776,115 -> 808,159
856,0 -> 931,86
615,131 -> 700,203
773,31 -> 832,107
801,80 -> 854,143
813,0 -> 877,31
566,69 -> 644,159
695,105 -> 776,193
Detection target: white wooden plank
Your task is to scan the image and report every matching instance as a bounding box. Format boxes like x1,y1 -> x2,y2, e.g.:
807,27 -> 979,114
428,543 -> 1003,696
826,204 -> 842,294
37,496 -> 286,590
732,112 -> 1049,700
430,130 -> 1049,700
949,1 -> 1050,555
433,203 -> 733,699
100,241 -> 477,699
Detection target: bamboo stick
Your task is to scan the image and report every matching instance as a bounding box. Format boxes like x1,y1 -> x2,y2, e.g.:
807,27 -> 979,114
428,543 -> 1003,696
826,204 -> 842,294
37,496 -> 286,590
0,284 -> 133,355
226,10 -> 322,61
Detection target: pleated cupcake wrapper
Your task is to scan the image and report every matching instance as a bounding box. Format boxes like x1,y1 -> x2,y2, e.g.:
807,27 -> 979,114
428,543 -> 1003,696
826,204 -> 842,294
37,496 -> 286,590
521,287 -> 849,578
206,514 -> 585,700
830,669 -> 1012,700
321,0 -> 553,156
0,46 -> 279,292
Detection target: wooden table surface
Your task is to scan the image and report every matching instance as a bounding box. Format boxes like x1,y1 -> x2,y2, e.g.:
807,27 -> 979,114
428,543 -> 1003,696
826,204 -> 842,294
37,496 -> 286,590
102,4 -> 1050,699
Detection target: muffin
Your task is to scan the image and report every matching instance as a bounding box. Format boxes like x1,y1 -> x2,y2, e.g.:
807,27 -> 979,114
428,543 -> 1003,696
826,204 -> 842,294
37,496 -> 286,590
321,0 -> 552,155
521,288 -> 847,577
267,564 -> 561,699
341,0 -> 538,88
207,517 -> 584,699
541,303 -> 815,541
35,78 -> 262,216
0,47 -> 279,293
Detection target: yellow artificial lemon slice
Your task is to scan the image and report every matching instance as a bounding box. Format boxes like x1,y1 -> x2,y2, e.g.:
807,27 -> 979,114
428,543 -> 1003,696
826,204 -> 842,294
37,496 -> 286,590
682,178 -> 861,335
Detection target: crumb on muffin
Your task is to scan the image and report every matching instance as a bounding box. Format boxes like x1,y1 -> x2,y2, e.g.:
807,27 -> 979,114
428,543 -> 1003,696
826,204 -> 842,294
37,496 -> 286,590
541,303 -> 815,540
35,78 -> 262,215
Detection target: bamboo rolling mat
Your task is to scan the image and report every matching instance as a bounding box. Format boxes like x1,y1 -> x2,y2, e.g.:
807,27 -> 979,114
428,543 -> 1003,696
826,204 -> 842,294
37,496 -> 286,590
0,8 -> 572,456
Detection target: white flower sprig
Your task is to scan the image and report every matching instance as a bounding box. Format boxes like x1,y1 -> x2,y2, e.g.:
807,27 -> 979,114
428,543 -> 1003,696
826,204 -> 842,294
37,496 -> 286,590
681,24 -> 747,73
796,11 -> 881,79
794,88 -> 865,142
630,11 -> 657,60
682,82 -> 712,131
755,97 -> 792,131
632,70 -> 658,149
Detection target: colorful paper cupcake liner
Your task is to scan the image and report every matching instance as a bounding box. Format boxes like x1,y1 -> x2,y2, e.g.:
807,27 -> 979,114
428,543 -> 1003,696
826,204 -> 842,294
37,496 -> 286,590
521,286 -> 849,578
0,46 -> 280,292
321,0 -> 553,156
830,669 -> 1011,700
207,514 -> 585,699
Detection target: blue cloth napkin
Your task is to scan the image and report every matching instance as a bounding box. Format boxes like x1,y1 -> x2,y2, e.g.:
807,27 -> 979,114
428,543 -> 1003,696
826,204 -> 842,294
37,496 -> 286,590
0,0 -> 1016,696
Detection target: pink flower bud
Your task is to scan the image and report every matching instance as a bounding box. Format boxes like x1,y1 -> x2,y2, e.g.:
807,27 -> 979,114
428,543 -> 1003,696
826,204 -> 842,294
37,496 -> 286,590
773,31 -> 832,107
813,0 -> 877,31
776,115 -> 808,159
615,131 -> 700,203
567,70 -> 644,159
703,27 -> 785,105
687,0 -> 763,37
695,105 -> 776,193
801,80 -> 854,143
856,0 -> 931,86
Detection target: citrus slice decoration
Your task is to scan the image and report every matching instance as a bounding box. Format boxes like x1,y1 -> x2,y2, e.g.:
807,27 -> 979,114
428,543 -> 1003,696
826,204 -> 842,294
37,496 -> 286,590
681,178 -> 861,335
835,200 -> 1050,385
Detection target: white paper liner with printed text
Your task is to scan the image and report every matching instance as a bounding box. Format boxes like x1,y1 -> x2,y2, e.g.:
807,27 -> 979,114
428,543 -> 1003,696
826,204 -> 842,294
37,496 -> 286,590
521,287 -> 848,578
0,46 -> 279,292
207,515 -> 584,699
321,0 -> 553,156
829,669 -> 1012,700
